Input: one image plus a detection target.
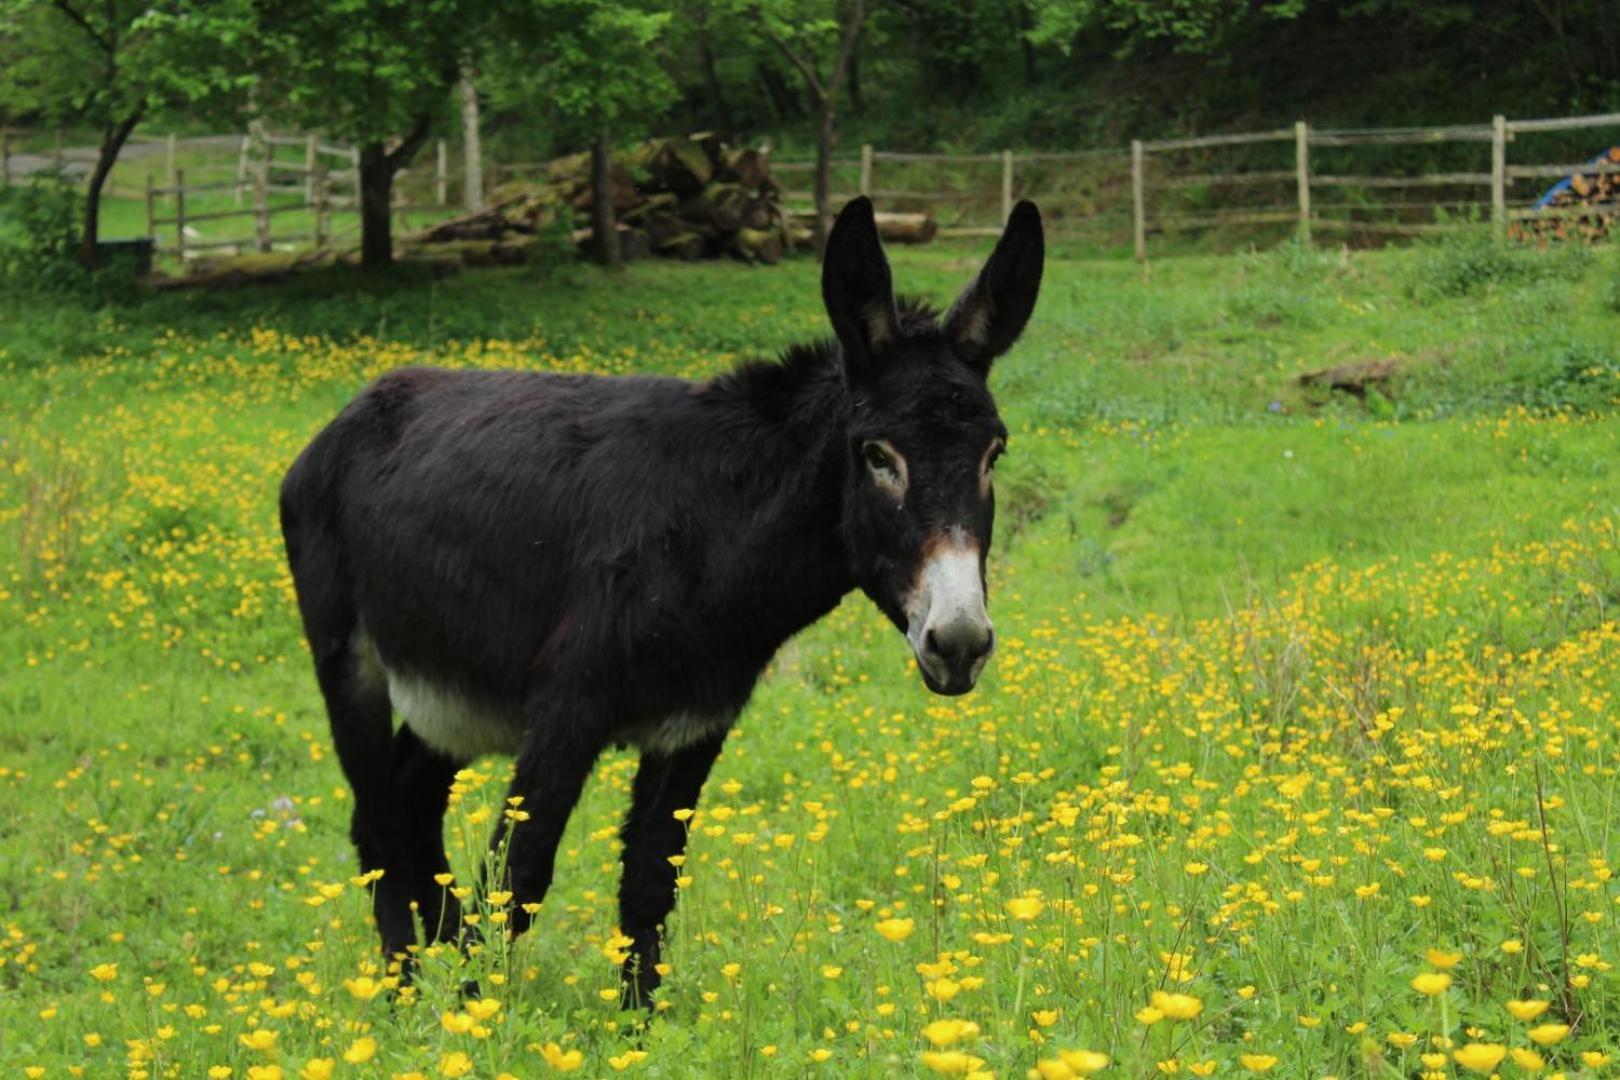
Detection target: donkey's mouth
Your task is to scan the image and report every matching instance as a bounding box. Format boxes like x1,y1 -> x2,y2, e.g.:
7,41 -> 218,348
920,666 -> 977,696
914,647 -> 988,696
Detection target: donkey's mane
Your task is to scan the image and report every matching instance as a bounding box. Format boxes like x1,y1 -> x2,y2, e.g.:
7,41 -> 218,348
712,294 -> 945,404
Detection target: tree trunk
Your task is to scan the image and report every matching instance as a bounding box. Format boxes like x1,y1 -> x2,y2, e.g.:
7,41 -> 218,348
697,17 -> 732,133
757,63 -> 801,121
813,95 -> 836,260
459,70 -> 485,212
848,44 -> 863,113
358,143 -> 397,267
1018,2 -> 1038,83
78,113 -> 141,268
589,132 -> 622,269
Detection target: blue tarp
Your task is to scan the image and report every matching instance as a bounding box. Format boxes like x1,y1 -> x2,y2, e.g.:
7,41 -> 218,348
1534,146 -> 1620,209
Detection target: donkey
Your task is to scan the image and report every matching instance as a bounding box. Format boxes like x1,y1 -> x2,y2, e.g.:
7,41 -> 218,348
279,195 -> 1043,1006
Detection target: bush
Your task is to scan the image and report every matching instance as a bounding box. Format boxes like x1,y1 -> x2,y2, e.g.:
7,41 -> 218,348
0,179 -> 80,282
0,179 -> 143,303
1409,228 -> 1592,299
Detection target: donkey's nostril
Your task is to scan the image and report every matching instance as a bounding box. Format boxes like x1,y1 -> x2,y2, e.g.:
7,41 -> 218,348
926,624 -> 994,669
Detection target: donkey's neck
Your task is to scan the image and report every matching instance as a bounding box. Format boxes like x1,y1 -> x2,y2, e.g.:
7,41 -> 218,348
697,346 -> 855,643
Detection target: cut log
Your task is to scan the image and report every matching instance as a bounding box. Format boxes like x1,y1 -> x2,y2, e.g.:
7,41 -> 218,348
648,136 -> 713,193
653,231 -> 707,261
411,132 -> 799,265
730,227 -> 783,265
791,209 -> 937,244
571,224 -> 648,263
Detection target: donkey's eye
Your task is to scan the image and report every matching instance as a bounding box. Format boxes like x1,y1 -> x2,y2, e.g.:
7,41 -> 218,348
863,441 -> 894,473
861,440 -> 906,494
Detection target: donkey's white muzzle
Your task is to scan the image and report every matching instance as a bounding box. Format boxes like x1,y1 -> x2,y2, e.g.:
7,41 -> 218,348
905,528 -> 994,695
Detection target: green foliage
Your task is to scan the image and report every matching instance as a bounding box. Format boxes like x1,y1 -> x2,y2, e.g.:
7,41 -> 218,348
1408,230 -> 1594,300
490,1 -> 675,138
0,178 -> 79,274
0,0 -> 254,128
252,0 -> 483,144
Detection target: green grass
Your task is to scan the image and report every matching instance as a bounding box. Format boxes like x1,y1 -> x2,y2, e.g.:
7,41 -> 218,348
1,237 -> 1618,1078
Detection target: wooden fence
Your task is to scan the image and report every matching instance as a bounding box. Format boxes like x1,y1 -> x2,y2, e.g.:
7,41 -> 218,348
771,110 -> 1620,258
8,110 -> 1619,266
143,132 -> 455,263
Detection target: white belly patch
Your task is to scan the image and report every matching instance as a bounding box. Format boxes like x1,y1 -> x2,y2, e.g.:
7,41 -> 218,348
616,711 -> 733,757
386,670 -> 526,759
351,630 -> 524,760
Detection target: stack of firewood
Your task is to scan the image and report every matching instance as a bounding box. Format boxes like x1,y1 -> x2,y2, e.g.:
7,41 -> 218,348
1511,146 -> 1620,244
406,133 -> 936,264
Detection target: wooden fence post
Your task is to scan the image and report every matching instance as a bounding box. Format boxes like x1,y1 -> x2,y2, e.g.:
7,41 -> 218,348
1131,139 -> 1146,262
1001,149 -> 1014,224
1491,114 -> 1507,241
235,134 -> 251,206
859,144 -> 873,197
254,151 -> 271,253
305,133 -> 317,201
174,168 -> 188,266
459,70 -> 485,212
1294,120 -> 1311,246
145,174 -> 156,240
53,128 -> 64,173
436,139 -> 448,206
1,129 -> 10,188
314,164 -> 331,255
165,134 -> 178,187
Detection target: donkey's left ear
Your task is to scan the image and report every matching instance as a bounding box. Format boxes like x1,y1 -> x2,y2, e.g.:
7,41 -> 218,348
943,200 -> 1044,373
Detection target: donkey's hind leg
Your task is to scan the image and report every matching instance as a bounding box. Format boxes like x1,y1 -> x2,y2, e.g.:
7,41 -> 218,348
393,725 -> 467,945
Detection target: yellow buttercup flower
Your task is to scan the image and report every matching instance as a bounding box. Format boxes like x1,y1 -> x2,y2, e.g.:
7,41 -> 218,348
1006,896 -> 1046,921
875,917 -> 915,942
1423,948 -> 1463,969
1238,1054 -> 1278,1072
1150,991 -> 1203,1021
1505,999 -> 1551,1021
540,1043 -> 583,1071
342,1037 -> 376,1064
1526,1024 -> 1570,1046
1411,972 -> 1452,996
1452,1044 -> 1507,1073
1510,1047 -> 1545,1071
922,1019 -> 980,1047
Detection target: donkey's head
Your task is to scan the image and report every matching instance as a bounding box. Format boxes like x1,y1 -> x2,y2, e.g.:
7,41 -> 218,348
823,196 -> 1044,696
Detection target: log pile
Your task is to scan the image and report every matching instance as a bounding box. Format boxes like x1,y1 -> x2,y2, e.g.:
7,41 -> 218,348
407,134 -> 866,265
1511,146 -> 1620,245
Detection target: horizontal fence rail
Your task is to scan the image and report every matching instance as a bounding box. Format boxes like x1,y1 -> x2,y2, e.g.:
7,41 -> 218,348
5,108 -> 1618,271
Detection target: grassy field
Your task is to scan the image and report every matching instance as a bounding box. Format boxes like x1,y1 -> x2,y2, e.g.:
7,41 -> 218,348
1,235 -> 1618,1079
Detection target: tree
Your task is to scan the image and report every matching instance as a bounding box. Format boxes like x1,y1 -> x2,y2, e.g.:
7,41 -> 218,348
487,1 -> 674,267
0,0 -> 253,267
740,0 -> 871,258
252,0 -> 492,267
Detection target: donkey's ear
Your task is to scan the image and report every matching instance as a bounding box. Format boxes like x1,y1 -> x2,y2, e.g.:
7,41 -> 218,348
822,196 -> 900,378
943,200 -> 1044,373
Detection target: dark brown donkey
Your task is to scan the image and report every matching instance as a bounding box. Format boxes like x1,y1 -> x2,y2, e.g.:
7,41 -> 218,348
279,196 -> 1044,1005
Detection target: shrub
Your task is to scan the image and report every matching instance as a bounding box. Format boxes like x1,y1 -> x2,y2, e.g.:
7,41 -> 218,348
1409,228 -> 1592,299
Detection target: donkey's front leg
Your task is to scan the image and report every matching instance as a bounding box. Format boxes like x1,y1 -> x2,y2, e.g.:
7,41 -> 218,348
617,731 -> 727,1008
495,710 -> 603,939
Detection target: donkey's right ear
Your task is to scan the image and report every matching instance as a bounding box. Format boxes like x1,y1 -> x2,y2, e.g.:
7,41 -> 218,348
821,196 -> 899,379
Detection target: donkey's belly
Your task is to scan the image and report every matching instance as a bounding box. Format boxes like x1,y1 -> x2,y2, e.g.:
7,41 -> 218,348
614,711 -> 734,757
387,670 -> 528,759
